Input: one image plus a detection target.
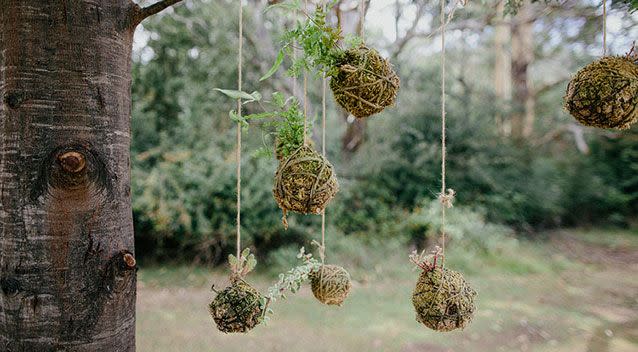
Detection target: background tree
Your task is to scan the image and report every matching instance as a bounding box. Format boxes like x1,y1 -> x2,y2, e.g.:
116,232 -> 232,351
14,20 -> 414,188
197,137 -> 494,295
128,0 -> 636,265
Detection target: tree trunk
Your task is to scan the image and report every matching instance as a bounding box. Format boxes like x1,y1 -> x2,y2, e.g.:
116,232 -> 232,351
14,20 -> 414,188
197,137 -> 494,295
510,0 -> 535,139
337,0 -> 368,155
494,0 -> 512,135
0,1 -> 141,350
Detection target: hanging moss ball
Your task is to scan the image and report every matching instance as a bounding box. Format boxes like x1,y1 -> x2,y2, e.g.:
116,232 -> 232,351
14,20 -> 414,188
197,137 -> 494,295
209,280 -> 263,333
412,267 -> 477,332
273,145 -> 338,215
310,264 -> 352,306
330,46 -> 400,119
564,56 -> 638,130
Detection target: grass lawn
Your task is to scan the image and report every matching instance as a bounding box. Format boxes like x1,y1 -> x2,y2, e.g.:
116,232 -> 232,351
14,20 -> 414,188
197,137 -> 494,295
137,228 -> 638,352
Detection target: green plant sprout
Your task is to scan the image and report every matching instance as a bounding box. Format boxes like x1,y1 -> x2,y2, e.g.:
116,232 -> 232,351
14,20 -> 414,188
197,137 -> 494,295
259,246 -> 321,323
260,0 -> 362,80
409,246 -> 443,272
215,89 -> 312,159
227,247 -> 258,280
209,248 -> 263,333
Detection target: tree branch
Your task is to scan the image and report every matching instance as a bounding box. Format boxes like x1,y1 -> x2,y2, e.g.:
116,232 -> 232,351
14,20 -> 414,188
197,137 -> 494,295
134,0 -> 185,24
389,1 -> 428,60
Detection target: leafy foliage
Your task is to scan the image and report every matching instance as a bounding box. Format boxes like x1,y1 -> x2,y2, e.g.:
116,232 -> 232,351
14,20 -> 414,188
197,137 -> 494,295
130,0 -> 637,266
214,89 -> 311,159
617,0 -> 638,13
228,248 -> 257,278
263,1 -> 360,78
260,247 -> 321,323
504,0 -> 553,16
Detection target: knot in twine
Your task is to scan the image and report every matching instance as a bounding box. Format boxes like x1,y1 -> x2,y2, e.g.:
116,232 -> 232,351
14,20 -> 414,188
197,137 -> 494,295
438,188 -> 456,209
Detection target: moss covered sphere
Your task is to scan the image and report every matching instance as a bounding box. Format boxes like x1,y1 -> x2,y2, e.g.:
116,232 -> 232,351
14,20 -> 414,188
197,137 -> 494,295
412,267 -> 477,332
564,56 -> 638,129
273,145 -> 338,215
209,280 -> 263,333
330,46 -> 400,119
310,264 -> 352,306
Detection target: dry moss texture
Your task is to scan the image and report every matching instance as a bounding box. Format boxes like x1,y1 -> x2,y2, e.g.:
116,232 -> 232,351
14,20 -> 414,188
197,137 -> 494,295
273,146 -> 338,215
310,264 -> 352,306
412,267 -> 477,332
209,280 -> 263,333
330,46 -> 400,119
564,56 -> 638,129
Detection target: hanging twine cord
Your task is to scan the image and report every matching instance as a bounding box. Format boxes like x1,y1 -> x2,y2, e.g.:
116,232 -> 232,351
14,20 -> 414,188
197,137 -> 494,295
318,0 -> 330,264
602,0 -> 607,56
304,70 -> 308,144
437,0 -> 456,267
235,1 -> 243,259
359,0 -> 365,39
302,0 -> 309,144
320,75 -> 327,264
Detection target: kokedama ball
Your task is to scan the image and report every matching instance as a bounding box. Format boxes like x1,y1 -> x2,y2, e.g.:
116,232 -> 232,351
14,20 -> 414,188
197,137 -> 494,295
273,145 -> 338,215
310,264 -> 352,306
209,280 -> 263,333
330,46 -> 400,119
564,56 -> 638,129
412,267 -> 477,332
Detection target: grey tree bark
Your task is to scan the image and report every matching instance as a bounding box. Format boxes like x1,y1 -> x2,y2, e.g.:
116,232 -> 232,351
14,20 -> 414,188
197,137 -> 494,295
510,0 -> 535,139
0,0 -> 181,350
494,0 -> 512,135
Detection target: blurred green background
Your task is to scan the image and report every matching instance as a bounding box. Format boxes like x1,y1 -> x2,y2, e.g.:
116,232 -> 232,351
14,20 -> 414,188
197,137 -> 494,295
131,0 -> 638,351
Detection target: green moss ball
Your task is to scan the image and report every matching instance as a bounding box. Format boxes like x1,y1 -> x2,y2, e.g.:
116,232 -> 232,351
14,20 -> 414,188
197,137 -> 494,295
564,56 -> 638,129
310,264 -> 352,306
273,145 -> 338,215
330,46 -> 400,119
412,267 -> 477,332
209,280 -> 263,333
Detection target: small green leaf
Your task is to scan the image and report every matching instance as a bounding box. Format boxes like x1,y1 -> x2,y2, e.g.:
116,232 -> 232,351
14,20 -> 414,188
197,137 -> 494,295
260,49 -> 286,81
272,92 -> 285,108
296,247 -> 305,259
243,112 -> 278,120
250,91 -> 262,102
229,110 -> 248,127
247,257 -> 257,272
242,248 -> 251,259
214,88 -> 257,101
228,254 -> 238,267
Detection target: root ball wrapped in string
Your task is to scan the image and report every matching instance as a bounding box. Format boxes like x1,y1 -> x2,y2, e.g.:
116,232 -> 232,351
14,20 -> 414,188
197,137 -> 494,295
564,55 -> 638,130
209,280 -> 263,333
310,264 -> 352,306
412,267 -> 477,332
330,46 -> 400,119
273,145 -> 338,217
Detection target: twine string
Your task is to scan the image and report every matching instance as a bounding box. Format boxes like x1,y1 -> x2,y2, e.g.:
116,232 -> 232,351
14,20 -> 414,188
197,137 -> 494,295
293,5 -> 298,98
603,0 -> 607,56
320,74 -> 327,264
439,0 -> 448,266
235,0 -> 243,260
359,0 -> 365,39
303,0 -> 309,144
